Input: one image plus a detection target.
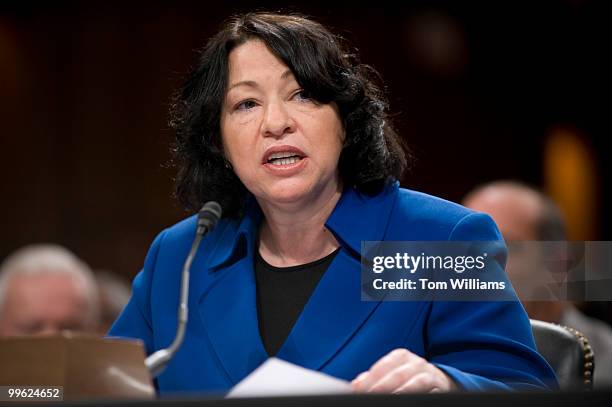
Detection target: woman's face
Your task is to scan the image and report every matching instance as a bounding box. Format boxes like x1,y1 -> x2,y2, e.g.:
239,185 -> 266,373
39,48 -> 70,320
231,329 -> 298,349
220,39 -> 344,207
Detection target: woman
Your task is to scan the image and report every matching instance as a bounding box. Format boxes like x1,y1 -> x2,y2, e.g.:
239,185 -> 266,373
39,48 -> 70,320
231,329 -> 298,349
110,12 -> 557,394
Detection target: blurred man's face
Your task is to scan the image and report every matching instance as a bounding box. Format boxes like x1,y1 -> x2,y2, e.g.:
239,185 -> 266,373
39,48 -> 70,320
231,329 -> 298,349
464,187 -> 561,307
464,190 -> 540,282
0,273 -> 95,336
463,189 -> 540,242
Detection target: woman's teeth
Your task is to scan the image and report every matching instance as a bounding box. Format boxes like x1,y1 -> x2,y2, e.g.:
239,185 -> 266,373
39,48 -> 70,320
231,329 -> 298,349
269,156 -> 301,165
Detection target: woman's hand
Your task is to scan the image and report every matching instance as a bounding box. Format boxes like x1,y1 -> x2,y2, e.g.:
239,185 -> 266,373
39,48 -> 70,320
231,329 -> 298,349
351,348 -> 458,394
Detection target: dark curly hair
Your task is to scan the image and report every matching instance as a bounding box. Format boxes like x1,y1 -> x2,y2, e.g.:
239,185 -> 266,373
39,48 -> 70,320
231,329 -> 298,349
170,12 -> 409,218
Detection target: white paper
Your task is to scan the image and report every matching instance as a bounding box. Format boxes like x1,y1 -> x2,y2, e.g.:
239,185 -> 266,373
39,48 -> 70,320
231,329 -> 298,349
226,357 -> 353,398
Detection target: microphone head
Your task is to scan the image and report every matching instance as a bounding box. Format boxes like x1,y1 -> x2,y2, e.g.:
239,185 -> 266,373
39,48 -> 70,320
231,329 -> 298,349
197,201 -> 222,232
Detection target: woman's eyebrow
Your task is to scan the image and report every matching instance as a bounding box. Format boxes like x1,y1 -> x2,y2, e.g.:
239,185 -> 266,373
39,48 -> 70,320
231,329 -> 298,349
227,80 -> 258,92
227,70 -> 295,92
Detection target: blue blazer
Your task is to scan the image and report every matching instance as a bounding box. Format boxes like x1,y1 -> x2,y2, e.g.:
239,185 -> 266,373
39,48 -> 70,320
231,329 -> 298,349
110,182 -> 558,395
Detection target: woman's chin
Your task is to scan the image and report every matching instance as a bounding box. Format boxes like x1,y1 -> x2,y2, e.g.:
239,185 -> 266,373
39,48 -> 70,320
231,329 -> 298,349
267,190 -> 310,205
251,176 -> 340,208
259,184 -> 315,206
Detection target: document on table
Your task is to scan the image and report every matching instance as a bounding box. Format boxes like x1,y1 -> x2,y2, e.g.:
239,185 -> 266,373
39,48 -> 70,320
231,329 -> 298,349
226,357 -> 353,398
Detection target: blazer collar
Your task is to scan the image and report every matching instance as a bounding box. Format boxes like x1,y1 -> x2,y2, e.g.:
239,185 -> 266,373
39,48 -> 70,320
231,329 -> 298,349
205,181 -> 400,269
205,196 -> 263,271
324,181 -> 399,255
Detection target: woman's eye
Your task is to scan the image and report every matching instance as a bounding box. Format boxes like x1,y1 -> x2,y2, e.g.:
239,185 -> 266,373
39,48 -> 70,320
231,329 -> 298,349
293,89 -> 312,102
236,100 -> 257,111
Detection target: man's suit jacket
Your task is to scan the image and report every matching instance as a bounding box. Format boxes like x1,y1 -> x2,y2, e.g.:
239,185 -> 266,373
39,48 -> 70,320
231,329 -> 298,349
109,182 -> 558,394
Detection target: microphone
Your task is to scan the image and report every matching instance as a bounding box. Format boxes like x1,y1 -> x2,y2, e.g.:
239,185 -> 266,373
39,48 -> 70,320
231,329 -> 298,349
145,201 -> 222,378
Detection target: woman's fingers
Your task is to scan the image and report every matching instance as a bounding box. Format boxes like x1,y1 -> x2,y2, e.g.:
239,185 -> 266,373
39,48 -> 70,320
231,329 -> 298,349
392,372 -> 440,394
368,363 -> 423,393
351,348 -> 456,394
351,348 -> 420,392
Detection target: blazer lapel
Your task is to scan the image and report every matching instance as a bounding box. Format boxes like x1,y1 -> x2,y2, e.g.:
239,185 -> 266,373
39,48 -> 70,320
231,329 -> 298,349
195,201 -> 267,385
276,249 -> 382,371
197,255 -> 268,385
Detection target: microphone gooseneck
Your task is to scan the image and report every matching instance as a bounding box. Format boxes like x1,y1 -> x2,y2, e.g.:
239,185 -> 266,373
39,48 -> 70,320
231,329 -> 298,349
145,201 -> 222,378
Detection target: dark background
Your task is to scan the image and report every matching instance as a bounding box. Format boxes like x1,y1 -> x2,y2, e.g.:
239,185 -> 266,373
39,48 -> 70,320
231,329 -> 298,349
0,1 -> 609,313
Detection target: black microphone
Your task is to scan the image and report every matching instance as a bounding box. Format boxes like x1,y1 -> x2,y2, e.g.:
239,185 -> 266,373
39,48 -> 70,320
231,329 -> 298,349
145,201 -> 222,378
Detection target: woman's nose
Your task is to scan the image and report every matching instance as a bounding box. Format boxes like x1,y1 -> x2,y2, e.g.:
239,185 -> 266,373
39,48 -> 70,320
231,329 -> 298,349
261,101 -> 296,138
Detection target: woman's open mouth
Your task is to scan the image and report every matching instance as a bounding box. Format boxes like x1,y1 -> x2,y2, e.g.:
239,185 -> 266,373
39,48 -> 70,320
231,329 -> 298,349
266,152 -> 304,166
262,146 -> 308,175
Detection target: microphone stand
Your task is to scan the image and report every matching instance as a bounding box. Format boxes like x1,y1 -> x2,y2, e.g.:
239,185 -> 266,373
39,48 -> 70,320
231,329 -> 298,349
145,202 -> 222,378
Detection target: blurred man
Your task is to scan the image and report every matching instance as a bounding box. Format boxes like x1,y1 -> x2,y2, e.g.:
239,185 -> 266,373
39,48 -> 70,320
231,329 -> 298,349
463,181 -> 612,388
0,244 -> 100,336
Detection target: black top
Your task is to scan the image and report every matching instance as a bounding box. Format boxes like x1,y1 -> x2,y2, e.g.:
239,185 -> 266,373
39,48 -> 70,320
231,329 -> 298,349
254,248 -> 340,356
